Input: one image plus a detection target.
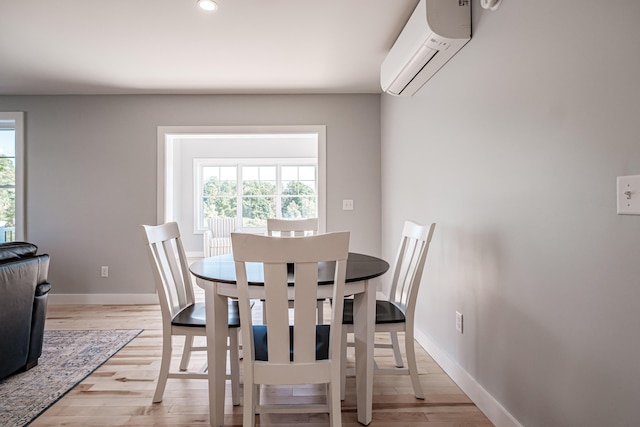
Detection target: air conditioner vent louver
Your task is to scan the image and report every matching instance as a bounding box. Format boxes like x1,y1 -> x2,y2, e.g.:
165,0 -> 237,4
395,50 -> 439,96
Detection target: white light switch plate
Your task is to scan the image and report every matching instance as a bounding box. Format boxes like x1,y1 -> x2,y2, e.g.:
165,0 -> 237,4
617,175 -> 640,215
342,199 -> 354,210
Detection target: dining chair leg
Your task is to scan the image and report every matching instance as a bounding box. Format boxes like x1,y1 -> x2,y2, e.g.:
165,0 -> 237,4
404,329 -> 424,399
390,331 -> 404,368
179,335 -> 194,371
242,383 -> 257,427
329,371 -> 342,427
317,299 -> 324,324
153,333 -> 172,403
340,329 -> 347,400
229,329 -> 241,406
237,325 -> 244,359
254,384 -> 261,411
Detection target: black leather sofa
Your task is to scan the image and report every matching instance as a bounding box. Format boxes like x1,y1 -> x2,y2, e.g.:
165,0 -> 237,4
0,242 -> 51,380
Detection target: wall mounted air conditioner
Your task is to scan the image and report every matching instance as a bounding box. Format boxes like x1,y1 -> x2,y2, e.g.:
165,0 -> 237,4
381,0 -> 471,96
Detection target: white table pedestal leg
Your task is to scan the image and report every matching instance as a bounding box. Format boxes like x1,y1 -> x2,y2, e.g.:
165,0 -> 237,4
353,279 -> 375,425
201,279 -> 229,427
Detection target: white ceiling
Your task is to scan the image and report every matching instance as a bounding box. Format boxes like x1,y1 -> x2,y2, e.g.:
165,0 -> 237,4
0,0 -> 419,95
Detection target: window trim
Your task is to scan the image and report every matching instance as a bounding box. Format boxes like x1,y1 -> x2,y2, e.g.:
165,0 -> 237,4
157,125 -> 327,235
0,112 -> 24,241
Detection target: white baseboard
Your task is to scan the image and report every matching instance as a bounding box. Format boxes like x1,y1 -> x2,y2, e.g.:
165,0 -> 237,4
414,329 -> 522,427
48,293 -> 158,305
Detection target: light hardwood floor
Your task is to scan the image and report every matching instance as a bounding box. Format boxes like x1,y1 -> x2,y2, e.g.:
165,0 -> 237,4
32,304 -> 493,426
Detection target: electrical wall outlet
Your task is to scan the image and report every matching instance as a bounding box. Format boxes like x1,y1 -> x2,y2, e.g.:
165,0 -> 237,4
456,311 -> 463,334
100,266 -> 109,278
342,199 -> 354,210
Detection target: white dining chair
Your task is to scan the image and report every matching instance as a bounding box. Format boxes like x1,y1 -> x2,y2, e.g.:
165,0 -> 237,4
266,217 -> 319,237
141,222 -> 241,405
341,220 -> 436,400
232,231 -> 349,427
265,218 -> 325,322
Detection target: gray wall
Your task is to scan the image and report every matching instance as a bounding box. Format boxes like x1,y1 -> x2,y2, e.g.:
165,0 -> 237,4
381,1 -> 640,426
0,95 -> 381,295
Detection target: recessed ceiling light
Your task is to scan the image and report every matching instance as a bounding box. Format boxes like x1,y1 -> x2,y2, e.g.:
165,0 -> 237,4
197,0 -> 218,12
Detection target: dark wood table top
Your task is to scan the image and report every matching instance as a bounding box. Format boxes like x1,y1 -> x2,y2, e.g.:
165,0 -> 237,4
190,252 -> 389,286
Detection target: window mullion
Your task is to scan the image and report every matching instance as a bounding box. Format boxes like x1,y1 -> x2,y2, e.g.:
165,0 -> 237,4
275,164 -> 282,218
237,165 -> 243,227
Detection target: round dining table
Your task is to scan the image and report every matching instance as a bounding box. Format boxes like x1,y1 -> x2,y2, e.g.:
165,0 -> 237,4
190,252 -> 389,426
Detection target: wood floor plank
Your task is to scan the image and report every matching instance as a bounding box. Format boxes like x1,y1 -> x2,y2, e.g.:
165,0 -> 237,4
25,304 -> 494,426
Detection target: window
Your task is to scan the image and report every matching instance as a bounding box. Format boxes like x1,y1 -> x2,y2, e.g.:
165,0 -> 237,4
196,159 -> 317,230
0,113 -> 23,242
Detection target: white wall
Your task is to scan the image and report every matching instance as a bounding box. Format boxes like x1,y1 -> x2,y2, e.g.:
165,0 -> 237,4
0,95 -> 381,296
381,1 -> 640,426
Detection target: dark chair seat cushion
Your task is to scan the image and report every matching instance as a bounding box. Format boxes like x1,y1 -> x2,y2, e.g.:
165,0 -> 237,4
171,300 -> 240,328
342,299 -> 406,325
252,324 -> 331,361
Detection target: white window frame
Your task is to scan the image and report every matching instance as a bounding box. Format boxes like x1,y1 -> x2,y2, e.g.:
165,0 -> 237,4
0,112 -> 24,241
194,158 -> 318,233
157,125 -> 327,235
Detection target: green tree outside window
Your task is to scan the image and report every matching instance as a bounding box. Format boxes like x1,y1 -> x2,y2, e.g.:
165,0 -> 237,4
281,181 -> 315,218
0,157 -> 16,229
242,180 -> 276,227
202,177 -> 237,219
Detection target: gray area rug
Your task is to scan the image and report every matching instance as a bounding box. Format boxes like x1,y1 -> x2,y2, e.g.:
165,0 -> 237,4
0,329 -> 143,427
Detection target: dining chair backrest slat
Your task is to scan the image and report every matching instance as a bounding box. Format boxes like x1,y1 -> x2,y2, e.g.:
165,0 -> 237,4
267,218 -> 319,237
